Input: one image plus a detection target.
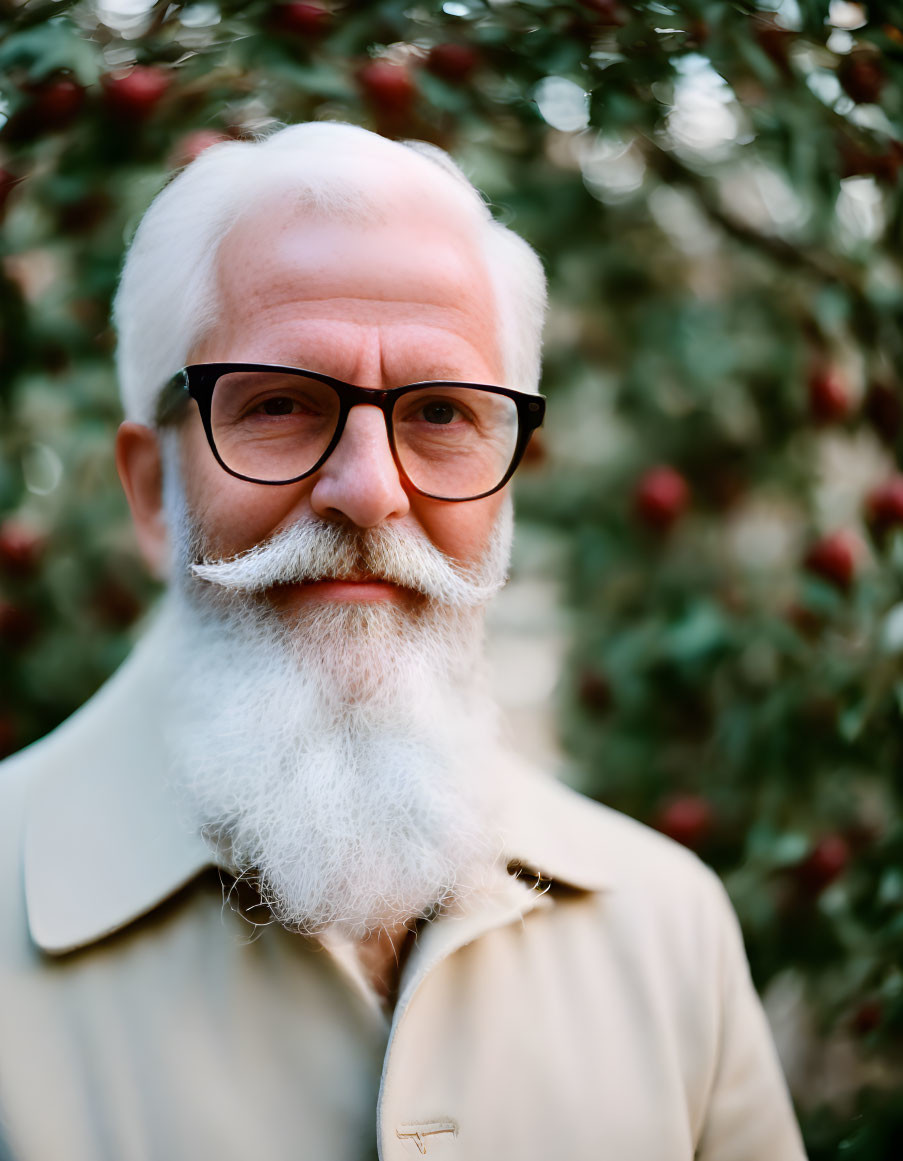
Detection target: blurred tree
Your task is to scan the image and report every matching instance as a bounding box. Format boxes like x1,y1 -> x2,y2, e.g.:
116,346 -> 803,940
3,0 -> 903,1153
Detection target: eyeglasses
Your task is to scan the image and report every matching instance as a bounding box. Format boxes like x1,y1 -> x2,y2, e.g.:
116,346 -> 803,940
156,362 -> 546,503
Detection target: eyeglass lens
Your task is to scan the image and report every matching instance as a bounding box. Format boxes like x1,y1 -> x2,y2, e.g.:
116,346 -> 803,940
209,371 -> 520,498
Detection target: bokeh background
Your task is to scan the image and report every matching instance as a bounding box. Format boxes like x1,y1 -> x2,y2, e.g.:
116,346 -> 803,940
3,0 -> 903,1153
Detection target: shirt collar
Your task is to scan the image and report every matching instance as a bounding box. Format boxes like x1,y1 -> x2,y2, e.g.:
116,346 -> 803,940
23,603 -> 611,956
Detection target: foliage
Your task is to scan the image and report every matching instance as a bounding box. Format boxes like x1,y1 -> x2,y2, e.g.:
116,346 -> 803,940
3,0 -> 903,1151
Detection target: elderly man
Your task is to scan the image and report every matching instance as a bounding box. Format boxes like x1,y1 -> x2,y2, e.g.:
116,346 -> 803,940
0,123 -> 805,1160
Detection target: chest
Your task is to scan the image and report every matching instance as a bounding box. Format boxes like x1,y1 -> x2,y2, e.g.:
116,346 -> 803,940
0,893 -> 711,1161
379,907 -> 709,1160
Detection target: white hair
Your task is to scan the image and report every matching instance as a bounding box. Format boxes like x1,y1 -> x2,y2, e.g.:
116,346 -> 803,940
114,122 -> 547,425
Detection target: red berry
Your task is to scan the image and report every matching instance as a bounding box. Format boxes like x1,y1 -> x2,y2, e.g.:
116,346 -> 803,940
635,466 -> 690,531
2,76 -> 84,142
0,521 -> 43,577
269,1 -> 330,36
795,834 -> 850,895
839,49 -> 885,105
357,60 -> 417,117
866,477 -> 903,538
26,77 -> 85,130
808,366 -> 851,424
654,795 -> 714,851
101,67 -> 171,121
804,530 -> 860,590
426,43 -> 479,83
168,129 -> 229,169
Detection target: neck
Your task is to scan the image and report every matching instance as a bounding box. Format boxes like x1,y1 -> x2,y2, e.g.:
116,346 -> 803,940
354,921 -> 419,1008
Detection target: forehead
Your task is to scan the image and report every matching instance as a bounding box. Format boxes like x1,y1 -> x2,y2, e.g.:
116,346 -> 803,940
204,165 -> 502,380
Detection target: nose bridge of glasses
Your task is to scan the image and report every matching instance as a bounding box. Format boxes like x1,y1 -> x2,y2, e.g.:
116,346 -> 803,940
340,380 -> 395,410
326,380 -> 395,447
334,379 -> 413,449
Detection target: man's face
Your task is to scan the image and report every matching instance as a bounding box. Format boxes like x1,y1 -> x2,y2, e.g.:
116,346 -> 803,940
116,174 -> 516,936
173,186 -> 507,612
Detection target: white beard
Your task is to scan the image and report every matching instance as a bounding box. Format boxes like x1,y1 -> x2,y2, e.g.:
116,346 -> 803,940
160,470 -> 513,940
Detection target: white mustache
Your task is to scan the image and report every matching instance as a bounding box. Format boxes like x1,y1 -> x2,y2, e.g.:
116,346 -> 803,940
189,518 -> 508,608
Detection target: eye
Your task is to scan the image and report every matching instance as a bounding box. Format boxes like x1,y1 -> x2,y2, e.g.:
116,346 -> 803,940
259,396 -> 298,416
420,401 -> 459,425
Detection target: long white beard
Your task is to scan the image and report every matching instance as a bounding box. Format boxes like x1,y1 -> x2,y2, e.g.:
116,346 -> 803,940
161,471 -> 513,939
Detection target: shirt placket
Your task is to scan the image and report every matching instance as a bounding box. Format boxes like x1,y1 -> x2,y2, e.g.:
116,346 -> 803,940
376,869 -> 554,1160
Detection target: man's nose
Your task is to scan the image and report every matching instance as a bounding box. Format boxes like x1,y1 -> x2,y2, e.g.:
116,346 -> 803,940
308,404 -> 410,527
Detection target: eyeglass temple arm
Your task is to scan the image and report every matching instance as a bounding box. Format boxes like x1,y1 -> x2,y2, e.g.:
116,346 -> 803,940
154,372 -> 191,427
524,397 -> 545,430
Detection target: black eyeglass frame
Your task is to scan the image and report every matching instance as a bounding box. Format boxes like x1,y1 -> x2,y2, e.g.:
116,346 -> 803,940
156,362 -> 546,503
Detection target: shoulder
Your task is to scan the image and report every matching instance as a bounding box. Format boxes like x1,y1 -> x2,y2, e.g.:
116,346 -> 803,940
516,782 -> 804,1161
508,765 -> 728,905
580,790 -> 732,918
0,693 -> 106,875
506,768 -> 743,979
0,745 -> 43,959
0,747 -> 31,847
0,730 -> 61,861
0,616 -> 172,957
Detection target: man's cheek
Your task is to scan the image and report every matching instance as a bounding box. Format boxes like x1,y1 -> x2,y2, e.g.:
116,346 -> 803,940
419,503 -> 502,567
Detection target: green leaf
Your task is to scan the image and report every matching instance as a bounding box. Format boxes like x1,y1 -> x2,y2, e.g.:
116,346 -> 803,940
0,17 -> 99,85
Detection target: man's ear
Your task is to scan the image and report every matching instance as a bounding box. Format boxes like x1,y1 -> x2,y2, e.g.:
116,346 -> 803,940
116,422 -> 171,580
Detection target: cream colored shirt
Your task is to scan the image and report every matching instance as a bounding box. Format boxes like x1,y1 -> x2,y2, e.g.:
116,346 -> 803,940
0,615 -> 807,1160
